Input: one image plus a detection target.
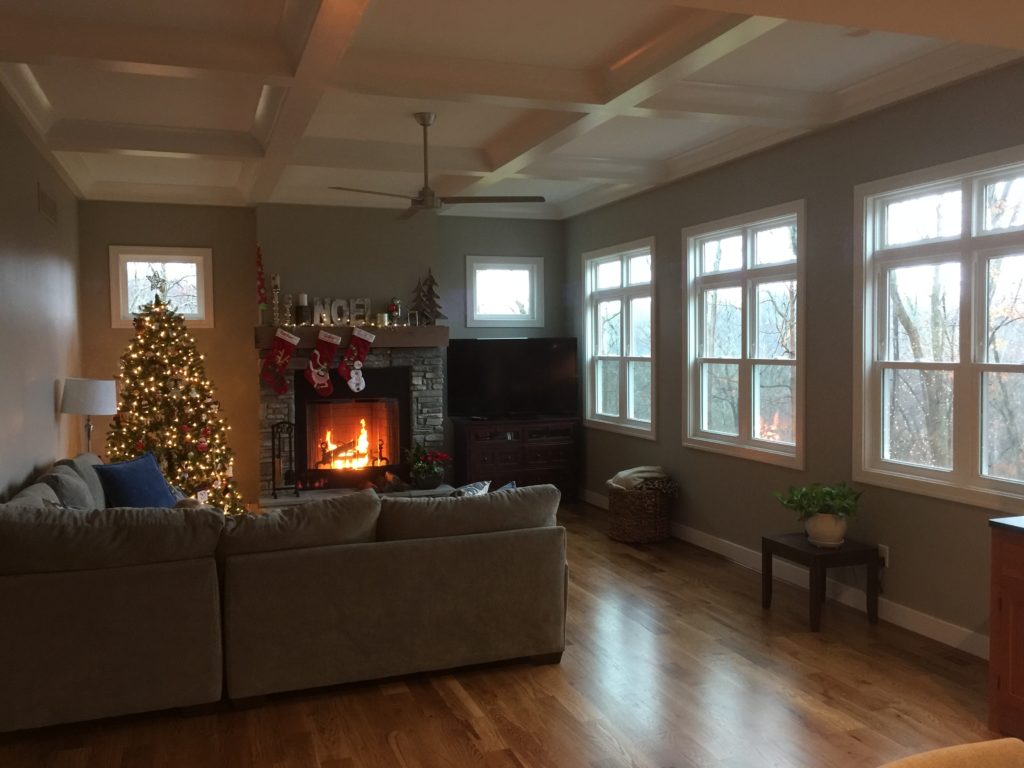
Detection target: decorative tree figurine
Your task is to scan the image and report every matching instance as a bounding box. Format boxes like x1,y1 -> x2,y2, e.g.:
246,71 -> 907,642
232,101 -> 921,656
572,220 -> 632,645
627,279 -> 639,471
106,295 -> 245,513
419,268 -> 446,325
410,277 -> 429,322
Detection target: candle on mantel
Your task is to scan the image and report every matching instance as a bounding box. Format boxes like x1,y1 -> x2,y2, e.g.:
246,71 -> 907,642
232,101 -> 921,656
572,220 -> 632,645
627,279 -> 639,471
297,293 -> 308,306
271,274 -> 281,290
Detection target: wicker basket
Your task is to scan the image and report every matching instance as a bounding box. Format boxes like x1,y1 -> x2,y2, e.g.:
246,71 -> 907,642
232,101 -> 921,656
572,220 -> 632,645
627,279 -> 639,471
607,486 -> 672,543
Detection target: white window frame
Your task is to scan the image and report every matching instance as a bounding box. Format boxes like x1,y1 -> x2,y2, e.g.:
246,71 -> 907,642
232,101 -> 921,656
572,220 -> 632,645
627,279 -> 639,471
684,201 -> 805,468
465,255 -> 544,328
109,245 -> 214,329
855,145 -> 1024,512
582,237 -> 656,438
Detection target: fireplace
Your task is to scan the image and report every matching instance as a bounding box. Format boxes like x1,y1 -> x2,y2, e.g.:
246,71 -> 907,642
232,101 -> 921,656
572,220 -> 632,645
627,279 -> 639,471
294,367 -> 411,488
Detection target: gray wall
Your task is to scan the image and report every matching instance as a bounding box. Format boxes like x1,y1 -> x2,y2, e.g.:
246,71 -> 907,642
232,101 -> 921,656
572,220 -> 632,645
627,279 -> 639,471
565,60 -> 1024,635
77,203 -> 260,502
257,205 -> 565,337
0,97 -> 80,498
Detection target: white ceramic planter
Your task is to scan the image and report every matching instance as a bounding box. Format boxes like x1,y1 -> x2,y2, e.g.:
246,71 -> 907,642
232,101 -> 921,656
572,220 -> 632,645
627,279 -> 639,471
804,513 -> 847,548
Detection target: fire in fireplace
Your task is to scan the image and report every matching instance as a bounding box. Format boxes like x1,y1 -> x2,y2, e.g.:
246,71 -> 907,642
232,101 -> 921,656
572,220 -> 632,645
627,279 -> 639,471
294,367 -> 412,488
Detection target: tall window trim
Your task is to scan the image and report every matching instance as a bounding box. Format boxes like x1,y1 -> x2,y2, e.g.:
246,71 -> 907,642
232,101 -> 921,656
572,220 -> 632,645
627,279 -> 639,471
854,146 -> 1024,512
684,201 -> 805,468
109,245 -> 214,329
465,255 -> 544,328
583,238 -> 656,439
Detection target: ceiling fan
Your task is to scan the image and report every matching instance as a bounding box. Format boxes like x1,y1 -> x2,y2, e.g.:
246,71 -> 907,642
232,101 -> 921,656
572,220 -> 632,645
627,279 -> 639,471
329,112 -> 545,216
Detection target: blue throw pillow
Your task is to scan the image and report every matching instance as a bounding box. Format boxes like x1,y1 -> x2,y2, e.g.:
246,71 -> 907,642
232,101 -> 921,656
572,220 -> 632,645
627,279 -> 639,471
493,481 -> 518,492
94,453 -> 176,508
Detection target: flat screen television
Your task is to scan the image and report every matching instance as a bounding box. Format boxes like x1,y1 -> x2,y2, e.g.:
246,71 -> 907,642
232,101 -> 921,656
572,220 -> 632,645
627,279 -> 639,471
448,338 -> 579,419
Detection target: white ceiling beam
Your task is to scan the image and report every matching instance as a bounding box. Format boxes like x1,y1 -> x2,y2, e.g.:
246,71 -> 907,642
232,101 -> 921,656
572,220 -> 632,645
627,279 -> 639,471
245,0 -> 374,202
86,181 -> 248,207
660,0 -> 1024,49
0,11 -> 294,83
46,119 -> 264,159
336,50 -> 604,107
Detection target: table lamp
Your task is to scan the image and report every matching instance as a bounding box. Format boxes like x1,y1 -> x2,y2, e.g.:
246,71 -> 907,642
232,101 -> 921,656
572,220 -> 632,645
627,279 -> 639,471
60,378 -> 117,453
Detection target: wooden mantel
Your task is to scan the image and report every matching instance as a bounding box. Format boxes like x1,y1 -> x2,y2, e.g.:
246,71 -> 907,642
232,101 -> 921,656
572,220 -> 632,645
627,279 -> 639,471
254,325 -> 448,351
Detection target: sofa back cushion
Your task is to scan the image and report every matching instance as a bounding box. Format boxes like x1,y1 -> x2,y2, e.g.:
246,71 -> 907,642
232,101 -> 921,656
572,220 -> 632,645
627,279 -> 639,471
55,453 -> 106,508
39,465 -> 95,509
9,483 -> 60,509
220,490 -> 381,557
94,453 -> 176,508
0,505 -> 225,574
378,484 -> 560,542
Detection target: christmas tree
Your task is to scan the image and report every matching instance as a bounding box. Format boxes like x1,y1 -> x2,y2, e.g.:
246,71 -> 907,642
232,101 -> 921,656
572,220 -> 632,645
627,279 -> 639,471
107,295 -> 244,513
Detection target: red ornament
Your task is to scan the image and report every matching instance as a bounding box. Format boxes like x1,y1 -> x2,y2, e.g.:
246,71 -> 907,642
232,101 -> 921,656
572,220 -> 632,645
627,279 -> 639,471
134,440 -> 145,451
180,424 -> 191,432
197,440 -> 209,453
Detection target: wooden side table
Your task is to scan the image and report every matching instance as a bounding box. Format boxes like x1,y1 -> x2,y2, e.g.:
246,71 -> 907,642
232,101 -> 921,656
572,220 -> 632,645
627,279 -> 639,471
762,532 -> 881,631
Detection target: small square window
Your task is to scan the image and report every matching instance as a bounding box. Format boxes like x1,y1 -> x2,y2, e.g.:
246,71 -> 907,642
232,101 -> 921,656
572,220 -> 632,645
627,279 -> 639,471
109,245 -> 214,328
466,256 -> 544,328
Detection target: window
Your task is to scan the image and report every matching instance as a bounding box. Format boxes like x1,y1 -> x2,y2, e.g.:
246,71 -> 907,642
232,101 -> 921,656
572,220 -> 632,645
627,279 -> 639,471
684,202 -> 804,467
466,256 -> 544,327
109,245 -> 213,328
856,149 -> 1024,509
583,239 -> 654,436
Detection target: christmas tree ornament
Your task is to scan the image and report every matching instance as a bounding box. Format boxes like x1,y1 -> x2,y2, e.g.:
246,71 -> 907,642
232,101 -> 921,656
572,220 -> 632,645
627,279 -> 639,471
106,295 -> 244,514
387,296 -> 401,323
338,327 -> 375,393
260,327 -> 300,395
305,330 -> 341,397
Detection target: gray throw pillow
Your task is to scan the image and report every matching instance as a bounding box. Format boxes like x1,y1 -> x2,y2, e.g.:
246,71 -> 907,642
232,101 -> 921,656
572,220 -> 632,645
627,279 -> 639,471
39,465 -> 94,509
220,489 -> 382,557
55,453 -> 106,508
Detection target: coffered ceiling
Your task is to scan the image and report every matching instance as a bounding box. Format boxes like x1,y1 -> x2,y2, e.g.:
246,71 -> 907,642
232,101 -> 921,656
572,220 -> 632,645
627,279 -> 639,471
0,0 -> 1020,219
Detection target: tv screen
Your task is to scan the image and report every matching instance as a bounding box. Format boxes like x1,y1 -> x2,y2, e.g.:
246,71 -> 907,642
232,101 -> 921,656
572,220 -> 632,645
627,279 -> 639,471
448,338 -> 579,419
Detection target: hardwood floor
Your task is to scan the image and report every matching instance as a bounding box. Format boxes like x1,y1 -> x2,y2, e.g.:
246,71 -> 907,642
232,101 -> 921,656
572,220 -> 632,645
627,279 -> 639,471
0,503 -> 995,767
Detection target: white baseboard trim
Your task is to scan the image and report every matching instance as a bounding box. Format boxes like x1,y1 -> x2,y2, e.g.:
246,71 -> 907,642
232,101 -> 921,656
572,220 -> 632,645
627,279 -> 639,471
578,489 -> 988,659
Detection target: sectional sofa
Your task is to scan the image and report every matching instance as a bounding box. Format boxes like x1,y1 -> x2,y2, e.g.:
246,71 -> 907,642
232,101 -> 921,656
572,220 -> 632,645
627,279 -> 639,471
0,455 -> 567,732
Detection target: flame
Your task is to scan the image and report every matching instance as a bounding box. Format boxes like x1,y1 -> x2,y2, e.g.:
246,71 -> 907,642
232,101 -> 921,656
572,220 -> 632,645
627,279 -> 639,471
324,418 -> 371,469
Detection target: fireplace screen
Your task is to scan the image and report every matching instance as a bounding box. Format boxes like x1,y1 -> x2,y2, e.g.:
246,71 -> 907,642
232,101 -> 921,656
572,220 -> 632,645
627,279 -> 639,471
305,399 -> 399,471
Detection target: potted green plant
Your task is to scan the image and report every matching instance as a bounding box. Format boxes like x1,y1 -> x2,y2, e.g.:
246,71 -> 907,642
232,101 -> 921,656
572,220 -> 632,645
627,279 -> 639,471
775,482 -> 861,548
403,443 -> 451,490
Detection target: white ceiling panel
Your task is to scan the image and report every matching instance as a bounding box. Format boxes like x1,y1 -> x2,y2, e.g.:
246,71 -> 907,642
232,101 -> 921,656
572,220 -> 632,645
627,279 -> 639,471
694,22 -> 947,92
555,116 -> 730,161
31,65 -> 262,132
352,0 -> 675,70
306,90 -> 525,145
75,152 -> 245,187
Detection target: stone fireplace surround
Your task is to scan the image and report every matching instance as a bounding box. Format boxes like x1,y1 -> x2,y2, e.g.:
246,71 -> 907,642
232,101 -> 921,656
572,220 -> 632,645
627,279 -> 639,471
255,327 -> 447,496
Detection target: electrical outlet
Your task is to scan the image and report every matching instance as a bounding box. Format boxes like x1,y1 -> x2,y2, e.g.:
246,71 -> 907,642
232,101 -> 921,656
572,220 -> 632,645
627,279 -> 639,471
878,544 -> 890,568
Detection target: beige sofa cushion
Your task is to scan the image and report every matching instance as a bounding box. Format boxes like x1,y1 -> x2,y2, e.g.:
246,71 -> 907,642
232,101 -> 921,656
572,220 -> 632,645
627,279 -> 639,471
39,465 -> 95,508
0,505 -> 225,574
9,483 -> 60,509
220,490 -> 380,557
55,453 -> 106,508
378,484 -> 560,541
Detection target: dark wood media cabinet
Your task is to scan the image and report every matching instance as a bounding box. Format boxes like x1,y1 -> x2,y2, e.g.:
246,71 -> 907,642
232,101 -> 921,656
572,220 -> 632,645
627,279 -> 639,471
451,417 -> 580,499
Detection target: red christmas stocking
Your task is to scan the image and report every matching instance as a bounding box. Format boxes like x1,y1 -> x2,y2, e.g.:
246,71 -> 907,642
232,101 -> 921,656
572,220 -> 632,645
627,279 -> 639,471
338,328 -> 375,393
305,330 -> 341,396
260,328 -> 300,395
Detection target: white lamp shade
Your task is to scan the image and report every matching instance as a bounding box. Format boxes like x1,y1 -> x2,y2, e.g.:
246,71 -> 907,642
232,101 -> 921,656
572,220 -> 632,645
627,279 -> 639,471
61,378 -> 117,416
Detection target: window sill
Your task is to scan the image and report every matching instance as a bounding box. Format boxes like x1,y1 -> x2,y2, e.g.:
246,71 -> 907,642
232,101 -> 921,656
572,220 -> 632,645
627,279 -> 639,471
854,464 -> 1024,513
584,416 -> 656,441
684,434 -> 802,469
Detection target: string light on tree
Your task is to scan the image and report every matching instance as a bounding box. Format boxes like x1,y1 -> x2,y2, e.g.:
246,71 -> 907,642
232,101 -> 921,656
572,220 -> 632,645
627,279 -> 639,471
106,294 -> 244,513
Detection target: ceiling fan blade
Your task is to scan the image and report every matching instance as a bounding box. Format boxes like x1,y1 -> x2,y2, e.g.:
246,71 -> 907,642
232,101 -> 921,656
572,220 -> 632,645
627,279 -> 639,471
439,195 -> 546,204
329,185 -> 415,202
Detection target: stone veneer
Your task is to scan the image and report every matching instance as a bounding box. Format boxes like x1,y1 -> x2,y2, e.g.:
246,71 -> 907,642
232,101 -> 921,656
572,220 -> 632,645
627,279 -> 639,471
258,346 -> 445,495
